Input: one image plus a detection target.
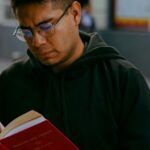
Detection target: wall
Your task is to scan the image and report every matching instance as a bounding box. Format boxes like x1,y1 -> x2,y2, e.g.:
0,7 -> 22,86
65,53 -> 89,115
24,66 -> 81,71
91,0 -> 109,30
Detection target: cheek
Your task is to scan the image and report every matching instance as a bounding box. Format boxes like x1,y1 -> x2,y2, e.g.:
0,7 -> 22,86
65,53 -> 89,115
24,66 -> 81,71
55,16 -> 75,41
50,31 -> 71,51
58,25 -> 76,46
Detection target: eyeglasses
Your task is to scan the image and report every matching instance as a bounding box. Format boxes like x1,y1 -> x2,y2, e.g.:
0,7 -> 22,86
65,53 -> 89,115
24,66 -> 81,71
13,4 -> 71,42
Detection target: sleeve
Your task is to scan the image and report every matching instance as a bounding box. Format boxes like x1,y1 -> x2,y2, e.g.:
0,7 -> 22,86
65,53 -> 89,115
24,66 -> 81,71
0,73 -> 4,124
0,72 -> 7,126
119,68 -> 150,150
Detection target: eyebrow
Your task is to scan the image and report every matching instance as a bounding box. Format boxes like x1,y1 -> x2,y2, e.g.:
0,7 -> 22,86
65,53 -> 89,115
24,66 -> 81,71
37,18 -> 53,26
19,18 -> 53,29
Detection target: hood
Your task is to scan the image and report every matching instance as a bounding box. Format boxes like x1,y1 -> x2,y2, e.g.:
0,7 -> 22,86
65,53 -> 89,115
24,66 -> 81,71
27,31 -> 124,73
76,31 -> 123,64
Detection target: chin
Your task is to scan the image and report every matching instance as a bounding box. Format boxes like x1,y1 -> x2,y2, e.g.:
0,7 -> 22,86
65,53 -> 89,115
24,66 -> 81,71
41,61 -> 53,66
40,59 -> 57,66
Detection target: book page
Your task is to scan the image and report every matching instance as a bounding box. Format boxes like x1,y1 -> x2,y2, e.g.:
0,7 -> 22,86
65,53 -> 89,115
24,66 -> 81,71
4,116 -> 45,138
0,110 -> 43,138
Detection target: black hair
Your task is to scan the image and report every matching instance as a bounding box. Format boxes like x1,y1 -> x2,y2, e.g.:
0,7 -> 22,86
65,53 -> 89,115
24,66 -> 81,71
11,0 -> 77,13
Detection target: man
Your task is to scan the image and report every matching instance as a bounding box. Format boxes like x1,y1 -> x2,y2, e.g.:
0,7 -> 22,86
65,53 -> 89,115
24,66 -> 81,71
0,0 -> 150,149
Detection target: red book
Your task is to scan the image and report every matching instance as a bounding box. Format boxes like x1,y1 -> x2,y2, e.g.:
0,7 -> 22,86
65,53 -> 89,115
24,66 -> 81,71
0,110 -> 79,150
0,143 -> 9,150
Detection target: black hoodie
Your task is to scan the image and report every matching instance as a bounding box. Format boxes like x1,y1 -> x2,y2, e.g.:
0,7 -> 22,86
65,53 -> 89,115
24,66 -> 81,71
0,32 -> 150,150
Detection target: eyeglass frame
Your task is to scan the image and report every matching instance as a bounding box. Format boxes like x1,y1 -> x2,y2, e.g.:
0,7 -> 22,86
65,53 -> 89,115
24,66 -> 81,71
13,3 -> 72,42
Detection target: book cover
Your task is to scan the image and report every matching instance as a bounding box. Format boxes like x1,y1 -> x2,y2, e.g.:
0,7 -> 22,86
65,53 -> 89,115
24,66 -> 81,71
0,110 -> 79,150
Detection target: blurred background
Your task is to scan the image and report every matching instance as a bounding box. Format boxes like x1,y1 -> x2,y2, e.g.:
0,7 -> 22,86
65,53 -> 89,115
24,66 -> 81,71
0,0 -> 149,88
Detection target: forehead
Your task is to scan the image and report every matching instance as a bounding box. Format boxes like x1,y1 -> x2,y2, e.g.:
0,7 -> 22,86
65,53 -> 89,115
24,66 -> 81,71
15,2 -> 62,26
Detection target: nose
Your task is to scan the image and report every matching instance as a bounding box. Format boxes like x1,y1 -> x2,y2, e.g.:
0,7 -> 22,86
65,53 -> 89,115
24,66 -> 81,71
32,32 -> 46,47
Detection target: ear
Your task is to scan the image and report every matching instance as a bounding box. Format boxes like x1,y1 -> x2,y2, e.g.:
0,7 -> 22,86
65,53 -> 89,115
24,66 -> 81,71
70,1 -> 81,26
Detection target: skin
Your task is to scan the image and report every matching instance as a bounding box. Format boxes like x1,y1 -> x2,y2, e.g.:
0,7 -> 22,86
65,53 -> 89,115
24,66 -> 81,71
15,1 -> 84,72
0,122 -> 4,133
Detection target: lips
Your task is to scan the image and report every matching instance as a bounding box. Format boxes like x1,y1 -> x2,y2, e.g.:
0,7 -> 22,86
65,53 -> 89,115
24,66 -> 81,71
36,50 -> 58,59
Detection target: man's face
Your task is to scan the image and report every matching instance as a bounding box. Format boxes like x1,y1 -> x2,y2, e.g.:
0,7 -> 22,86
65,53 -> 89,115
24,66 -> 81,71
15,1 -> 83,69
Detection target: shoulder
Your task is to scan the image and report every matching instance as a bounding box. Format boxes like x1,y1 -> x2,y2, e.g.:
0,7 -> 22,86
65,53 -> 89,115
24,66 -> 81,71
96,54 -> 149,92
0,58 -> 33,83
109,58 -> 149,95
110,58 -> 144,79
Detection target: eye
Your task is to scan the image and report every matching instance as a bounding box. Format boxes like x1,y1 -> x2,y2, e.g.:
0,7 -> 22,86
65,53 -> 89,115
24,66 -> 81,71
21,29 -> 32,38
39,22 -> 53,31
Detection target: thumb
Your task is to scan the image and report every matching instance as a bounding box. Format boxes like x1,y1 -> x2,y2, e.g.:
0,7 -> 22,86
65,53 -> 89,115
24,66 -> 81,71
0,122 -> 4,133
